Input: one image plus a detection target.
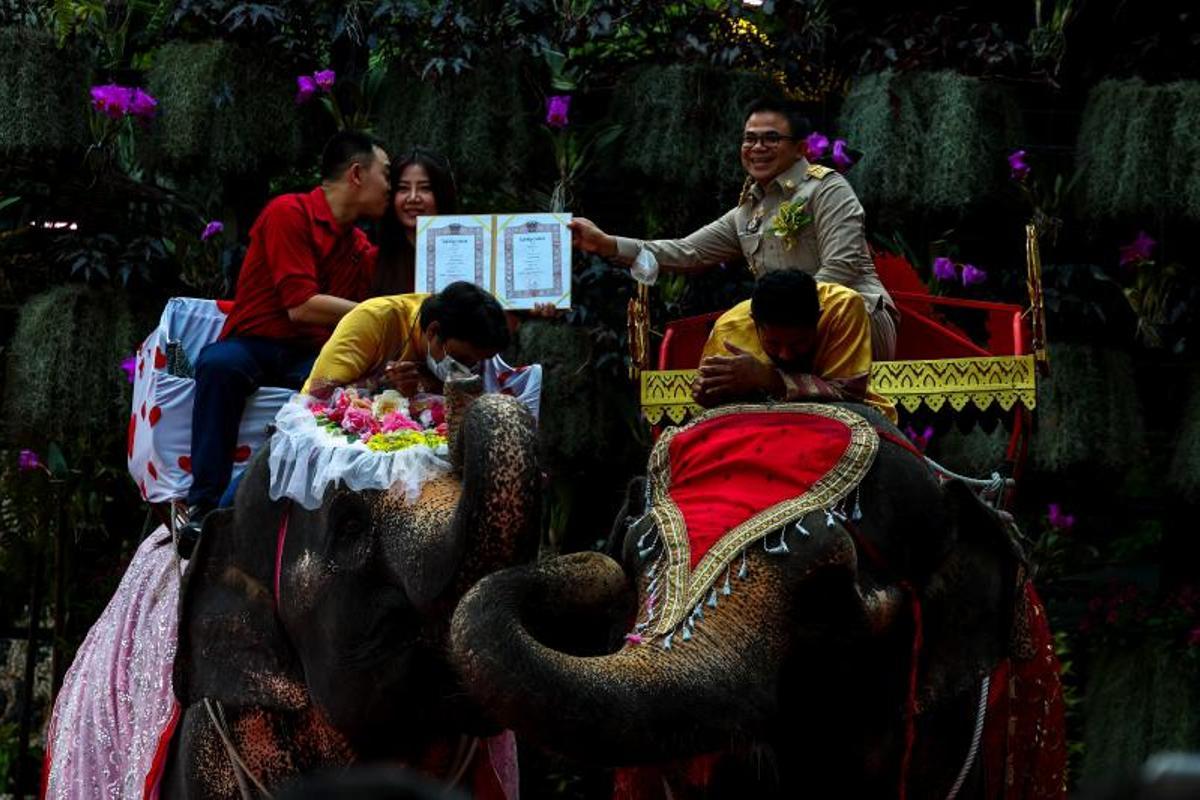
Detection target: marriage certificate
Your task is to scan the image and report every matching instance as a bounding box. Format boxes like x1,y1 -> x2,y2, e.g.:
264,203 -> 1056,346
415,212 -> 572,309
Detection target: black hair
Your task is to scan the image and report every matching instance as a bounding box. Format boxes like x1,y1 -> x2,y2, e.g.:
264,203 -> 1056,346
320,130 -> 382,182
419,281 -> 510,351
743,96 -> 811,140
751,270 -> 820,329
371,148 -> 460,296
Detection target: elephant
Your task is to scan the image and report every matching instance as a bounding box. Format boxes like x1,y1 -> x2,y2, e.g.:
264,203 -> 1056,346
450,402 -> 1065,799
162,392 -> 540,798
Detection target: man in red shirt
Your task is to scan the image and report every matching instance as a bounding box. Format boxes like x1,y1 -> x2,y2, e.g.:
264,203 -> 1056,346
180,131 -> 391,549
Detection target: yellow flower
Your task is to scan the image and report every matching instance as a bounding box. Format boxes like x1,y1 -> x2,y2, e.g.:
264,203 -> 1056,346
768,200 -> 812,250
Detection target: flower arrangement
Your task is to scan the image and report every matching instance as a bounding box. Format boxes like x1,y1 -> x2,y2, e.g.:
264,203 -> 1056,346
769,199 -> 812,250
310,389 -> 447,453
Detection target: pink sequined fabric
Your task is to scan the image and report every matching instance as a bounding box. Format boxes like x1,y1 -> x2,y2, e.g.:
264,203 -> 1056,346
43,529 -> 181,799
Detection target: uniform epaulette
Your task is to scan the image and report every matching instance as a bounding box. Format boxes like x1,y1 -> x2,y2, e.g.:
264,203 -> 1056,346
806,164 -> 835,180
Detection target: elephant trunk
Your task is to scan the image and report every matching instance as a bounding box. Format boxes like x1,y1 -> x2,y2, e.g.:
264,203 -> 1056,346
384,393 -> 540,614
451,533 -> 859,765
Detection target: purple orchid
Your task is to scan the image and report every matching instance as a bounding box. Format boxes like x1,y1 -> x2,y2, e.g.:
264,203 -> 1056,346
545,95 -> 571,129
1119,231 -> 1156,266
803,131 -> 829,161
1047,503 -> 1076,531
18,449 -> 41,471
932,256 -> 958,282
90,84 -> 131,119
1008,149 -> 1030,181
904,424 -> 934,452
200,220 -> 224,242
127,88 -> 158,119
120,354 -> 136,384
831,139 -> 854,172
295,75 -> 318,105
313,69 -> 336,91
961,263 -> 988,286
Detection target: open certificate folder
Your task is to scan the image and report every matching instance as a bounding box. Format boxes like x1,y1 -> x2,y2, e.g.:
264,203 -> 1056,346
415,213 -> 572,309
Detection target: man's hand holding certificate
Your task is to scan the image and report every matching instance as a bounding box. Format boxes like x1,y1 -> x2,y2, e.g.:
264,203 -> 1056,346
415,212 -> 572,310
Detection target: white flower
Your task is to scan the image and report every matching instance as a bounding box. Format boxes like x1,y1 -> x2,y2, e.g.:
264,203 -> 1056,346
372,389 -> 406,418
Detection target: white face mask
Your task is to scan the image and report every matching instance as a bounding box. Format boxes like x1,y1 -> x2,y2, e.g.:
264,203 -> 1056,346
426,348 -> 473,382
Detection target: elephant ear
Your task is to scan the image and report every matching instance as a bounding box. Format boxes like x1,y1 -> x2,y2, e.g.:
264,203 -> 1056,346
173,454 -> 306,711
917,479 -> 1026,706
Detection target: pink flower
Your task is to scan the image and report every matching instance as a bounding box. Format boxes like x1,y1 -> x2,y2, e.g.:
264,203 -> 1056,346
803,131 -> 829,161
120,354 -> 136,384
127,88 -> 158,119
313,69 -> 336,91
18,449 -> 41,471
428,401 -> 446,426
90,84 -> 131,119
830,139 -> 854,172
624,633 -> 644,645
1119,231 -> 1156,266
380,411 -> 421,433
435,422 -> 448,437
295,75 -> 317,104
341,406 -> 380,436
904,424 -> 934,452
1008,149 -> 1030,181
200,220 -> 224,242
932,257 -> 958,282
1047,503 -> 1076,531
961,263 -> 988,286
309,402 -> 330,416
545,95 -> 570,129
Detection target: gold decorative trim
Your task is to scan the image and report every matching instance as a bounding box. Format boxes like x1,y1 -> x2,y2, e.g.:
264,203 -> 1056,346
869,355 -> 1037,413
643,403 -> 878,638
640,356 -> 1037,424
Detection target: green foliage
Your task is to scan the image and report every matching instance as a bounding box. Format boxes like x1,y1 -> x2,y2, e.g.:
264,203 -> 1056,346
1082,642 -> 1200,782
1074,79 -> 1200,221
1031,343 -> 1144,474
0,27 -> 90,157
3,284 -> 135,444
145,40 -> 302,175
836,70 -> 1023,214
374,58 -> 536,201
610,63 -> 777,198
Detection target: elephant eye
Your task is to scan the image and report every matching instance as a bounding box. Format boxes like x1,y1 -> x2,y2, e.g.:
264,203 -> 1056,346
329,493 -> 372,540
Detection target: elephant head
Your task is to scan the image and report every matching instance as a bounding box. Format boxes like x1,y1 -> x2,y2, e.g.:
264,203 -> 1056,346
450,403 -> 1026,797
172,393 -> 539,774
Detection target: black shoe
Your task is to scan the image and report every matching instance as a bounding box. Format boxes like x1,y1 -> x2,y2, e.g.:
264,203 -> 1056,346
176,504 -> 214,560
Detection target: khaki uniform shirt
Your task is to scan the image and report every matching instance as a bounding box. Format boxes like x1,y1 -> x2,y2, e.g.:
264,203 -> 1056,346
613,159 -> 893,313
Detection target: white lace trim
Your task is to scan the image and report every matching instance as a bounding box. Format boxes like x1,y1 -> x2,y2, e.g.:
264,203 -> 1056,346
267,395 -> 451,511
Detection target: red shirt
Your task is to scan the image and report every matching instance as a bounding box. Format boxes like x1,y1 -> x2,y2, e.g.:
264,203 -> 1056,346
220,187 -> 377,348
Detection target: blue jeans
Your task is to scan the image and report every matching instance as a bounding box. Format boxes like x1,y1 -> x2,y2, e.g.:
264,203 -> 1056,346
186,337 -> 315,508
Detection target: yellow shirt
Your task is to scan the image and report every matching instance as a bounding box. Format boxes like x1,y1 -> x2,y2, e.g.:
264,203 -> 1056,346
700,283 -> 897,422
302,293 -> 429,395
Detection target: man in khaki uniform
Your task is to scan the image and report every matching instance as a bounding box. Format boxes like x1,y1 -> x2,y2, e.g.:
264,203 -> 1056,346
570,97 -> 897,359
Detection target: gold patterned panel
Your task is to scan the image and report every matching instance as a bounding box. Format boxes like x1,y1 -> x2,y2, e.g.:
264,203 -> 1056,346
640,355 -> 1037,424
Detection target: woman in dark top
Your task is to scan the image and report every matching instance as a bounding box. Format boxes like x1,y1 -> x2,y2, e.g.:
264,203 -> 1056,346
370,147 -> 459,295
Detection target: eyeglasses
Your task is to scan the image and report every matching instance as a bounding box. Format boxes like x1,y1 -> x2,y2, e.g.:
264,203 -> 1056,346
741,132 -> 794,149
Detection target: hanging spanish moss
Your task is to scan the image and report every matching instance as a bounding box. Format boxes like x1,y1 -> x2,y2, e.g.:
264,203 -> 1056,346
1073,79 -> 1200,221
836,70 -> 1023,214
1167,368 -> 1200,503
375,56 -> 536,201
1082,643 -> 1200,781
610,64 -> 778,199
3,285 -> 135,444
145,41 -> 303,175
0,27 -> 90,157
1031,343 -> 1144,475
